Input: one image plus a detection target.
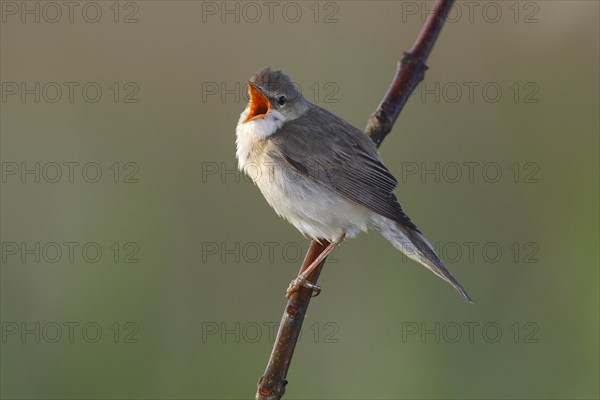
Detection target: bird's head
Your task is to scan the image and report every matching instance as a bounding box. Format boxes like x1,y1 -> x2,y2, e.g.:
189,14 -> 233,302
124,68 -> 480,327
242,68 -> 309,125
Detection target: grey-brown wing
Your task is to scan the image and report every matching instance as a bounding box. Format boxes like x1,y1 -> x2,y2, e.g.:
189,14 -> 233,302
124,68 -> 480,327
269,105 -> 418,231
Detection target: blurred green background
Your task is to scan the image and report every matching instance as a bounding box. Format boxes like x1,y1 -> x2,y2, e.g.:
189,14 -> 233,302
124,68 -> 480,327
1,1 -> 598,399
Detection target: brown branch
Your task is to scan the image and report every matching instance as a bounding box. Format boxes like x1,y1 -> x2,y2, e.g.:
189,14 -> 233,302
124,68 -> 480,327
256,1 -> 455,398
366,0 -> 455,145
256,240 -> 328,400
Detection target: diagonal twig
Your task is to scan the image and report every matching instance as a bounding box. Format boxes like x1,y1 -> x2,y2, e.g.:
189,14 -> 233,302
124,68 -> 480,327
256,1 -> 455,399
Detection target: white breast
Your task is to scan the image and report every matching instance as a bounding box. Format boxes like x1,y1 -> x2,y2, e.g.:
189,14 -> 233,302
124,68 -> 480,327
235,108 -> 284,171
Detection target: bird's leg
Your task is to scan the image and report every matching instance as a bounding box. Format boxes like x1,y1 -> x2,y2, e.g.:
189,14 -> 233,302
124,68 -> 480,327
286,235 -> 344,298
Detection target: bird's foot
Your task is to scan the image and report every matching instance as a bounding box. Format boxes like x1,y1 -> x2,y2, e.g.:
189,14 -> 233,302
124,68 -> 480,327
286,276 -> 321,298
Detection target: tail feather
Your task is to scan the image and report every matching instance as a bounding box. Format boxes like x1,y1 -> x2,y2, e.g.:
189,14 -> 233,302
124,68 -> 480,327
373,215 -> 473,303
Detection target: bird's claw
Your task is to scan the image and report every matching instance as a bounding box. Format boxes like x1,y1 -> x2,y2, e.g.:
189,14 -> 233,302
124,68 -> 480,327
306,281 -> 321,297
286,277 -> 321,298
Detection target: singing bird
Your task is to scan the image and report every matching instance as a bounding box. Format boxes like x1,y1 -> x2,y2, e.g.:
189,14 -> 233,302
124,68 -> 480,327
235,68 -> 472,303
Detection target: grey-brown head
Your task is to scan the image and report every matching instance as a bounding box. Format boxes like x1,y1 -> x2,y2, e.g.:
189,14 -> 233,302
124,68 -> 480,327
244,67 -> 309,124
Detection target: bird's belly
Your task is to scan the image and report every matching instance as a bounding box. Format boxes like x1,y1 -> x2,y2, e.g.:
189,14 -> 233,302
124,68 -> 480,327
253,159 -> 370,241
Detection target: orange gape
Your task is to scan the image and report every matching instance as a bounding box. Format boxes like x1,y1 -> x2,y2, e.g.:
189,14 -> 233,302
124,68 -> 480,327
244,83 -> 270,122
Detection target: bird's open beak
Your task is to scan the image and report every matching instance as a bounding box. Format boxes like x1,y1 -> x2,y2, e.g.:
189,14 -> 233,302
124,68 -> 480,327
244,82 -> 270,123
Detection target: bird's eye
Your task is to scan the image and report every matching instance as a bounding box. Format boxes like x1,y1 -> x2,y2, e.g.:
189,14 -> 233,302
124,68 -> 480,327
277,96 -> 286,106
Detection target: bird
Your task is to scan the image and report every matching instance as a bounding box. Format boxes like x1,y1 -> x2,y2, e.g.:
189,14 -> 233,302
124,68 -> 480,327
235,67 -> 472,303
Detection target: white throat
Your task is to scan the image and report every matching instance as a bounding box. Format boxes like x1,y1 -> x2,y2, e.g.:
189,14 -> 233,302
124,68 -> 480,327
235,108 -> 284,170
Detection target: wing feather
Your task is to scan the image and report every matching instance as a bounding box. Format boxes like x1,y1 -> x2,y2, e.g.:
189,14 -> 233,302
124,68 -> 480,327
269,104 -> 418,231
